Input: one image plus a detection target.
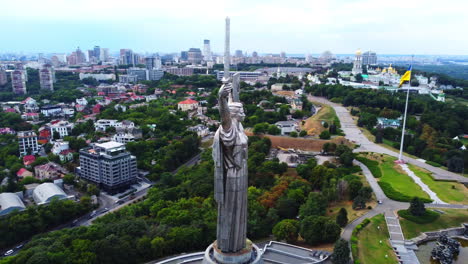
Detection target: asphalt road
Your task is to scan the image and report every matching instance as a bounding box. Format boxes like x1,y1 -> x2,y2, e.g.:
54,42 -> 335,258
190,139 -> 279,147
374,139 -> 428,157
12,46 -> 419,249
306,96 -> 468,242
309,95 -> 467,183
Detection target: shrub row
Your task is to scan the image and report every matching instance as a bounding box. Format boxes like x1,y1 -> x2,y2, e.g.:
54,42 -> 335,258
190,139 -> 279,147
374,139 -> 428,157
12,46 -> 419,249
398,209 -> 440,224
426,161 -> 442,167
378,182 -> 433,203
350,218 -> 372,262
356,156 -> 382,178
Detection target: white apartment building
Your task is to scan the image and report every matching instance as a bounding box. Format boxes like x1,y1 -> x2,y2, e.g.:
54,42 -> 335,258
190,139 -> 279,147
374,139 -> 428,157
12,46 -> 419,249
18,131 -> 39,156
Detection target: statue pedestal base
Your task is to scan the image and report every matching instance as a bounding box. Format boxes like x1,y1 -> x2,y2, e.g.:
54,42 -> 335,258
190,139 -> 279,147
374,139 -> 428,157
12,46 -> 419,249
202,240 -> 262,264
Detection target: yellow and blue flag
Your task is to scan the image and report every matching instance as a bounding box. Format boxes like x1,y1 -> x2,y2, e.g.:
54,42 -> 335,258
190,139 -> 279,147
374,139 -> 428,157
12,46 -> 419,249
399,65 -> 412,87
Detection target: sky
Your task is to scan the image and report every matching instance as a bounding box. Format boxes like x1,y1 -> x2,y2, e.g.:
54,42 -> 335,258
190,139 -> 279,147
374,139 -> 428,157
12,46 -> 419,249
2,0 -> 468,55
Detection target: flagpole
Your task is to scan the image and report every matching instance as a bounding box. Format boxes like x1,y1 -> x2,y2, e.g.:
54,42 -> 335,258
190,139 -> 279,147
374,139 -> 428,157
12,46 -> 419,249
397,56 -> 413,163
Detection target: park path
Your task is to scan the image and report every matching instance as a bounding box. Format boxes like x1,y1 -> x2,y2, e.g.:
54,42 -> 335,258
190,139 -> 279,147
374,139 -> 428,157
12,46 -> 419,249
308,95 -> 467,184
384,211 -> 420,264
341,160 -> 468,241
399,164 -> 446,204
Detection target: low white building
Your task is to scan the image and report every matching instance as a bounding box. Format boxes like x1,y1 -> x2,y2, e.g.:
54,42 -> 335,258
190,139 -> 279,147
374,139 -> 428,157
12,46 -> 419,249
275,121 -> 299,135
112,132 -> 135,144
95,119 -> 119,132
51,140 -> 70,155
32,182 -> 70,205
0,193 -> 26,216
79,73 -> 116,81
95,119 -> 135,132
50,120 -> 74,138
41,105 -> 62,117
76,98 -> 88,106
188,124 -> 210,137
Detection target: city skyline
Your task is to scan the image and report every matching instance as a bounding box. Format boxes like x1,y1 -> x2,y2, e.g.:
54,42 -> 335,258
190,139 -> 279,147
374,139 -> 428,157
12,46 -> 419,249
2,0 -> 468,55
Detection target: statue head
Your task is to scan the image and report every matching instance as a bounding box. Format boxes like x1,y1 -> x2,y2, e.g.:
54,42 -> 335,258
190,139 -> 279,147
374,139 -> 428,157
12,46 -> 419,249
228,101 -> 245,121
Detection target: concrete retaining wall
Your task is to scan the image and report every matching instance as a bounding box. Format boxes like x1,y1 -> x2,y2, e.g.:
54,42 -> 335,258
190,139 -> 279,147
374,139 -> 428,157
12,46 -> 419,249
411,224 -> 467,245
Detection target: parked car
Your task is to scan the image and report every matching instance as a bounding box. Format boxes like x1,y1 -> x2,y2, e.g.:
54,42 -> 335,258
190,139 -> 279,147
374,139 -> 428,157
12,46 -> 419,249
4,250 -> 14,256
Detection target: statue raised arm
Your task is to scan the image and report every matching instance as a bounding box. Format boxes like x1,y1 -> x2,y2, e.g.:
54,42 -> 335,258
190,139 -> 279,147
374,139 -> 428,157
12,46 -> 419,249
218,83 -> 232,132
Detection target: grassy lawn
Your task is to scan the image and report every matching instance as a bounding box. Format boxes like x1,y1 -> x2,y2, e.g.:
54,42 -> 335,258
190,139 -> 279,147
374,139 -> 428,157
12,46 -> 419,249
326,200 -> 375,224
360,153 -> 431,201
356,214 -> 398,264
407,164 -> 468,204
302,102 -> 341,136
399,209 -> 468,239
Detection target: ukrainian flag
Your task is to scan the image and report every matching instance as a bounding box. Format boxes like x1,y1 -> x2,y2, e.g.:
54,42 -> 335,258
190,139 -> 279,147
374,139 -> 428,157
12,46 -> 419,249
399,65 -> 412,87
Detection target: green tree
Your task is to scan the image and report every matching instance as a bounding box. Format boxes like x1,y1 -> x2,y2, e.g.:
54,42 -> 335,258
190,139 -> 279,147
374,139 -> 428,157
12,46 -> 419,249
319,130 -> 331,139
352,195 -> 366,210
355,74 -> 363,83
272,219 -> 299,243
332,239 -> 350,264
335,208 -> 348,227
290,131 -> 298,137
409,197 -> 426,216
299,130 -> 307,137
300,216 -> 340,245
299,192 -> 327,218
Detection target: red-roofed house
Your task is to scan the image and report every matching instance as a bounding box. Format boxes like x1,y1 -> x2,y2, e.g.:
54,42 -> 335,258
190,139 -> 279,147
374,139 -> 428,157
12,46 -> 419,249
39,127 -> 51,143
17,168 -> 33,179
0,128 -> 15,135
59,149 -> 74,162
23,155 -> 36,166
5,108 -> 16,113
93,104 -> 102,114
75,104 -> 85,112
97,91 -> 106,96
177,99 -> 199,112
34,162 -> 68,180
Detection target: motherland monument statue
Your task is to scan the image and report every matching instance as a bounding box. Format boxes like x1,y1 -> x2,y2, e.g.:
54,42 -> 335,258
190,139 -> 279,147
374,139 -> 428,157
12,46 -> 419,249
202,17 -> 262,264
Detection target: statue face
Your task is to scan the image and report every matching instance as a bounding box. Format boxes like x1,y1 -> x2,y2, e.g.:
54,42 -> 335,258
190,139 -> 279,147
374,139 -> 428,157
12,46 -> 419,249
230,107 -> 245,122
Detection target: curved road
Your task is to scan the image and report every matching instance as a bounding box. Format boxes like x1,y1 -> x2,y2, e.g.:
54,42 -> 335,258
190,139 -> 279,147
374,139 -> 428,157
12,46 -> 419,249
309,95 -> 467,184
305,96 -> 468,241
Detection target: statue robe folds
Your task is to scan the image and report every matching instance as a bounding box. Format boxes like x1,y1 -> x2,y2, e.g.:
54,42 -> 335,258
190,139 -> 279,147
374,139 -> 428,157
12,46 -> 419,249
212,120 -> 248,253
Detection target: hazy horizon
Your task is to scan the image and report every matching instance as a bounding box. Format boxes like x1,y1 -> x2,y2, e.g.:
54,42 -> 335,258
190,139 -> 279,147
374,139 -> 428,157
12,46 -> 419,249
2,0 -> 468,55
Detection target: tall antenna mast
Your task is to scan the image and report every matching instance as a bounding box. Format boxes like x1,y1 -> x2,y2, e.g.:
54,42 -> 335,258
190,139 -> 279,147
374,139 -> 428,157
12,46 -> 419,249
223,17 -> 230,83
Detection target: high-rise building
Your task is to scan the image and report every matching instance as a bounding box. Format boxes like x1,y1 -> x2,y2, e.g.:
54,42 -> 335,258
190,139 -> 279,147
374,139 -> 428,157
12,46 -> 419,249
75,47 -> 86,64
18,131 -> 39,156
78,142 -> 137,194
145,56 -> 161,70
362,51 -> 377,65
187,48 -> 203,64
101,48 -> 109,62
180,51 -> 189,61
352,49 -> 363,75
0,66 -> 7,86
87,50 -> 95,62
11,69 -> 27,94
235,50 -> 243,57
39,64 -> 54,91
121,49 -> 138,66
280,51 -> 286,58
50,56 -> 61,67
203,39 -> 212,61
67,52 -> 77,65
93,46 -> 101,61
252,51 -> 258,57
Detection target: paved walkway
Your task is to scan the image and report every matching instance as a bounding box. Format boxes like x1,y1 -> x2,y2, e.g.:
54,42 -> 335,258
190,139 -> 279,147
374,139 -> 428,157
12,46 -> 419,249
308,95 -> 467,184
399,164 -> 447,204
384,211 -> 420,264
